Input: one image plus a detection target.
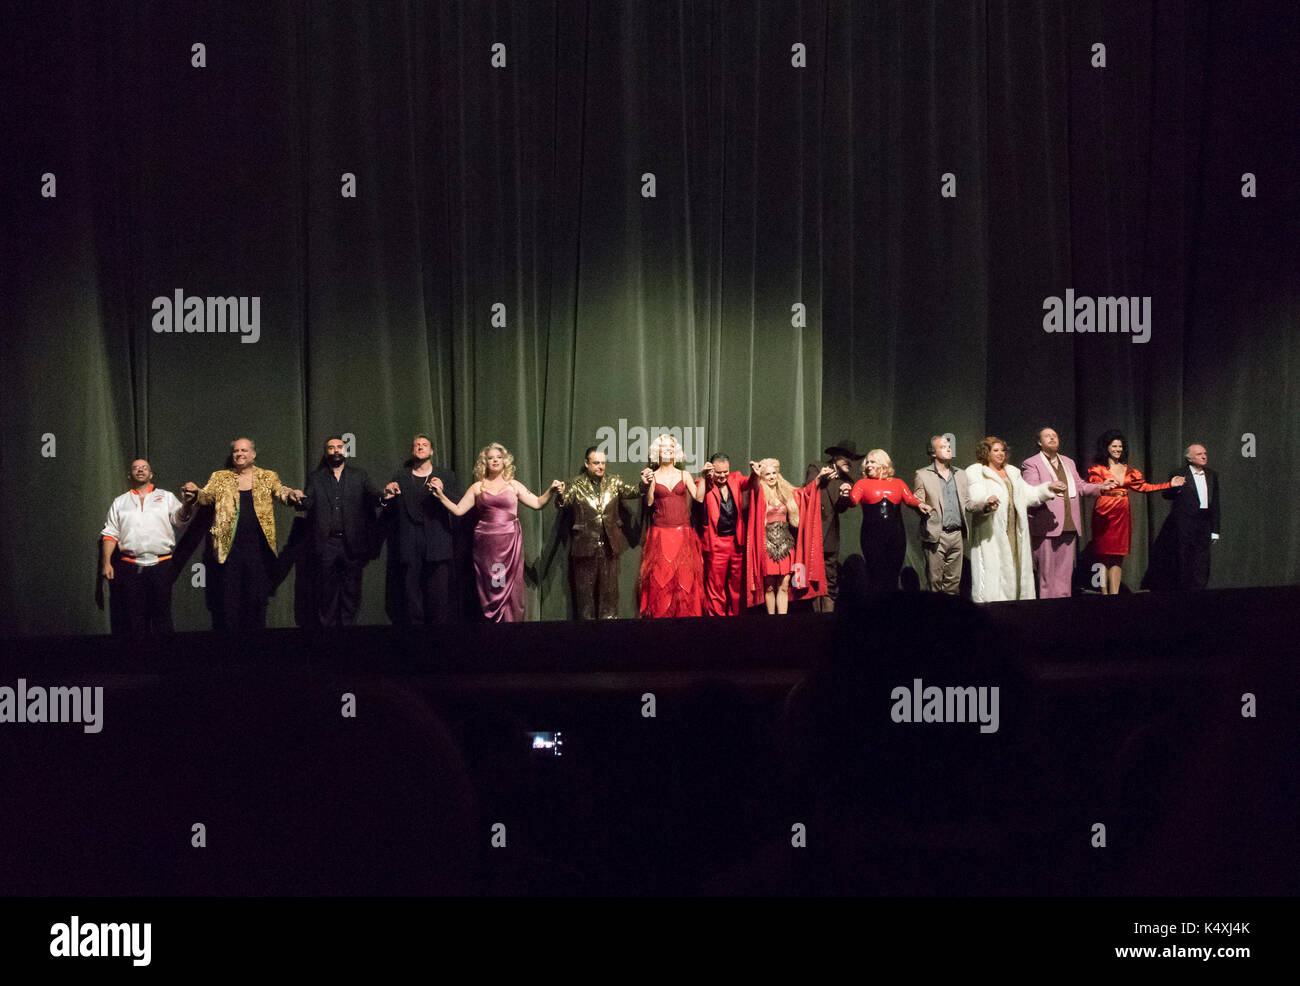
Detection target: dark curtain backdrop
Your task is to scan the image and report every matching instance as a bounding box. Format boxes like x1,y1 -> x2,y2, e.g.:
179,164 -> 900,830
3,0 -> 1297,634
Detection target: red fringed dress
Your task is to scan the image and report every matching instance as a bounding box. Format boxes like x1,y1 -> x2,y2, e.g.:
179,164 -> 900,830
638,480 -> 704,618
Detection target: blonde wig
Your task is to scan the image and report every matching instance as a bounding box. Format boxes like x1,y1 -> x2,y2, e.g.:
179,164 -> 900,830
757,458 -> 799,527
648,433 -> 684,466
863,449 -> 895,479
474,442 -> 517,482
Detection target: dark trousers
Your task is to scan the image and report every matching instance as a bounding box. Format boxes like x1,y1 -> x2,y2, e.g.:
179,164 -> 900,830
861,526 -> 905,593
813,554 -> 840,613
1175,513 -> 1213,589
571,551 -> 621,619
112,559 -> 174,634
314,536 -> 364,626
402,558 -> 453,624
220,544 -> 274,631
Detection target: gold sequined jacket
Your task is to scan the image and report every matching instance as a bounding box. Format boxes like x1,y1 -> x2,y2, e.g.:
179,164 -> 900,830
196,466 -> 294,563
556,472 -> 643,557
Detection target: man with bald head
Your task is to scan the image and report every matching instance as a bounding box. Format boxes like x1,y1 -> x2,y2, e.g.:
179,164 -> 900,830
181,438 -> 304,631
1158,443 -> 1220,589
101,458 -> 195,633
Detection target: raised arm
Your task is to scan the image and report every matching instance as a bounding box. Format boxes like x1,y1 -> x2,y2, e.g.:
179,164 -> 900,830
683,471 -> 705,502
514,478 -> 564,510
695,462 -> 714,495
267,470 -> 301,506
167,491 -> 195,528
1126,467 -> 1181,494
189,472 -> 222,507
803,465 -> 834,495
617,474 -> 647,499
432,478 -> 479,516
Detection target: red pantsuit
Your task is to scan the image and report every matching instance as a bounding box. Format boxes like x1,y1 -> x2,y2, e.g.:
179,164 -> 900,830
700,471 -> 753,617
704,539 -> 744,616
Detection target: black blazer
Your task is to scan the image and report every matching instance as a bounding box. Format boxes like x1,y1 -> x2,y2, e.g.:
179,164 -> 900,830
301,464 -> 384,558
387,466 -> 462,563
1163,466 -> 1220,535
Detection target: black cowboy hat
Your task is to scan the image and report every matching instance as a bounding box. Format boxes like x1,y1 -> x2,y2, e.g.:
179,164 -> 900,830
823,439 -> 865,460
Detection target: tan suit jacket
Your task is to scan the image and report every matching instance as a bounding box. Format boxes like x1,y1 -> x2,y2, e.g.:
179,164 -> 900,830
912,463 -> 972,543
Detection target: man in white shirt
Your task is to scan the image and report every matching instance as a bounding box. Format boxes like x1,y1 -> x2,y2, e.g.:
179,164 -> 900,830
100,459 -> 194,633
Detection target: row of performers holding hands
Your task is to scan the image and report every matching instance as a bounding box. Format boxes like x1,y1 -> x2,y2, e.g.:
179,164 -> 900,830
605,433 -> 1054,618
161,435 -> 863,622
529,429 -> 1197,618
418,434 -> 860,619
130,430 -> 1195,630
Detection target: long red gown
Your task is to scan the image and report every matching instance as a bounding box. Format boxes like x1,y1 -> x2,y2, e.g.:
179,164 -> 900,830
638,479 -> 704,618
1087,464 -> 1171,557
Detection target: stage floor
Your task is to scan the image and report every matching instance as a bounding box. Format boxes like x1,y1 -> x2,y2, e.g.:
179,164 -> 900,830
0,587 -> 1293,895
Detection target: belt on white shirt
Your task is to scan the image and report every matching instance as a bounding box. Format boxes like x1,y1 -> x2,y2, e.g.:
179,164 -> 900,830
119,552 -> 171,567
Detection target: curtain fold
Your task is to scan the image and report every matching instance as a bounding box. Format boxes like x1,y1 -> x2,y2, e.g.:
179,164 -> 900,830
2,0 -> 1295,633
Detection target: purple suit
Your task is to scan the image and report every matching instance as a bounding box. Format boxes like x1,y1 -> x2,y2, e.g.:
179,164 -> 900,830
1020,452 -> 1102,598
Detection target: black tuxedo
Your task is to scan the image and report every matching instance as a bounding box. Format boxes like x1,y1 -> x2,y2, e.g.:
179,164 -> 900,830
386,464 -> 463,623
1153,465 -> 1220,589
300,463 -> 384,625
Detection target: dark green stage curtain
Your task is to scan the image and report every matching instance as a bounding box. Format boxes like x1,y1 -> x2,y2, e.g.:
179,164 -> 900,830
2,1 -> 1296,634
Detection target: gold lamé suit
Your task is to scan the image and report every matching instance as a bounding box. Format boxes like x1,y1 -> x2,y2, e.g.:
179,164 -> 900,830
556,471 -> 643,619
195,466 -> 296,563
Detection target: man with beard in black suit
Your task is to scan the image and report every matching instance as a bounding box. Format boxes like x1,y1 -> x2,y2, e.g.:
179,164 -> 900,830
297,436 -> 386,626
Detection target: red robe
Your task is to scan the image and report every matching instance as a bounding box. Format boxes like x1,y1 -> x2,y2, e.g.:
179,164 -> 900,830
744,477 -> 826,608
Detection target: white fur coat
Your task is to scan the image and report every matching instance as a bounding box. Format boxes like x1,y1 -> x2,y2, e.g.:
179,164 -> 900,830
964,463 -> 1055,602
